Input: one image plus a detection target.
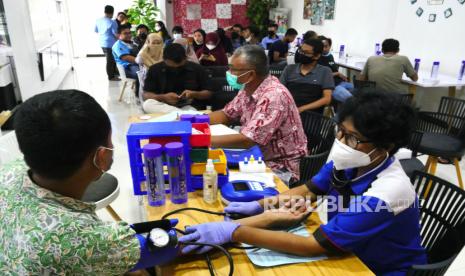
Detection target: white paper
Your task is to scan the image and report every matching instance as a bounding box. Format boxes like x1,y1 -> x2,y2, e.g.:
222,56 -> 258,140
147,111 -> 203,123
209,124 -> 240,136
245,225 -> 327,267
228,172 -> 276,188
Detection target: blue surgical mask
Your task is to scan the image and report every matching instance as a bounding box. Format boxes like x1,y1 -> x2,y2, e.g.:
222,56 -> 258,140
226,71 -> 252,90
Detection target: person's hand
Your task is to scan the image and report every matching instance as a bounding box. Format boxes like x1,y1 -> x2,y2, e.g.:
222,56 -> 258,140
224,201 -> 264,217
162,92 -> 179,105
298,106 -> 306,113
178,222 -> 241,254
263,199 -> 311,228
337,72 -> 348,82
179,90 -> 196,100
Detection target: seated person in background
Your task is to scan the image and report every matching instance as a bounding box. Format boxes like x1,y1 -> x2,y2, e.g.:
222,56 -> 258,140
179,91 -> 427,275
318,36 -> 354,102
173,37 -> 199,64
154,21 -> 171,42
0,90 -> 178,274
243,25 -> 261,45
229,23 -> 245,50
260,23 -> 281,50
268,28 -> 298,64
215,28 -> 234,56
280,39 -> 334,114
360,38 -> 418,93
165,25 -> 184,46
143,43 -> 213,112
303,30 -> 318,40
208,45 -> 307,183
112,24 -> 140,93
133,24 -> 149,51
192,28 -> 206,53
135,33 -> 164,80
115,11 -> 128,27
196,32 -> 228,67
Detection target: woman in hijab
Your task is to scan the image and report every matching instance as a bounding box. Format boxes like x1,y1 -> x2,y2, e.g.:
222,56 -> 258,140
215,28 -> 234,56
173,38 -> 199,64
154,21 -> 171,42
192,29 -> 206,53
136,33 -> 164,79
196,32 -> 228,66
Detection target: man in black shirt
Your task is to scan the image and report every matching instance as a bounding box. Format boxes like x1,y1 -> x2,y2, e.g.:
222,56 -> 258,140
317,36 -> 353,102
133,24 -> 149,51
268,28 -> 298,64
143,43 -> 213,111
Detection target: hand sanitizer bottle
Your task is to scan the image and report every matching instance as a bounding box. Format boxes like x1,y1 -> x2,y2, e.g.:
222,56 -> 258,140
203,159 -> 218,204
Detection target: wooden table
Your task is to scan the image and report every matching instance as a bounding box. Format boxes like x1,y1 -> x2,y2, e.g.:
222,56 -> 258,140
129,113 -> 373,275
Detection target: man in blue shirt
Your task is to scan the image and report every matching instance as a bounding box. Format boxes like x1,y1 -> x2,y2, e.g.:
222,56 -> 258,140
260,23 -> 281,50
112,24 -> 140,94
95,5 -> 119,81
178,91 -> 427,275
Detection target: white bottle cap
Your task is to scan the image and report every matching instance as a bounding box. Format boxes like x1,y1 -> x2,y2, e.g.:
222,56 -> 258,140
206,159 -> 215,172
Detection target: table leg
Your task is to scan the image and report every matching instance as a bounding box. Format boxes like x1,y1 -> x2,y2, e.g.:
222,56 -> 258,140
448,86 -> 456,98
409,85 -> 417,98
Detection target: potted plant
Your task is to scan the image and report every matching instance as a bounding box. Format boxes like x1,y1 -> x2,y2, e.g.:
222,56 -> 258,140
126,0 -> 159,32
246,0 -> 279,34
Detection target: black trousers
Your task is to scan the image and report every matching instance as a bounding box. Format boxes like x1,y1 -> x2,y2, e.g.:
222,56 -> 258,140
102,47 -> 117,79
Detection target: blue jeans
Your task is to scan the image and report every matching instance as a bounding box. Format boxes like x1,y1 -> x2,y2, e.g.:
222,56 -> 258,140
333,81 -> 354,102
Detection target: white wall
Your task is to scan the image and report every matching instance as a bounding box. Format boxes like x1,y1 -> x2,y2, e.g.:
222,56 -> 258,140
279,0 -> 465,110
3,0 -> 73,101
156,0 -> 173,30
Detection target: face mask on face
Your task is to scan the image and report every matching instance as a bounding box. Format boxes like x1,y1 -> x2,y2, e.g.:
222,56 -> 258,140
154,26 -> 161,32
173,33 -> 182,39
226,70 -> 252,90
139,33 -> 147,40
93,146 -> 114,177
328,138 -> 378,170
206,44 -> 216,50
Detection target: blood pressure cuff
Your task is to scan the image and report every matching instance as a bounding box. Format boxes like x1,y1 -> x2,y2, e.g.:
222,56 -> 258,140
131,234 -> 180,271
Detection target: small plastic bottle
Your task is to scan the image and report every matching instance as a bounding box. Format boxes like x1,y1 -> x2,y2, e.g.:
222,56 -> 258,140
431,61 -> 440,80
143,143 -> 165,206
203,159 -> 218,204
339,45 -> 345,60
165,142 -> 188,204
180,114 -> 195,122
414,58 -> 421,73
194,115 -> 210,123
458,60 -> 465,81
375,43 -> 380,55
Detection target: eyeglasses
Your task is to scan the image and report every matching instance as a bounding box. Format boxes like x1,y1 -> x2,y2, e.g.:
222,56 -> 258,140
336,125 -> 371,149
297,48 -> 313,57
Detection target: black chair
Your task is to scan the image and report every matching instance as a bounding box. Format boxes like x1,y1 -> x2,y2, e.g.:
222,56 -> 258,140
269,63 -> 286,78
407,171 -> 465,275
352,75 -> 376,95
205,66 -> 229,78
300,111 -> 336,155
398,93 -> 415,106
294,151 -> 330,188
400,131 -> 425,178
437,96 -> 465,117
415,112 -> 465,189
210,77 -> 239,111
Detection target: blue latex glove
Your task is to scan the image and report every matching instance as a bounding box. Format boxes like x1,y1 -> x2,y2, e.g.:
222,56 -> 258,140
178,222 -> 240,254
224,201 -> 263,216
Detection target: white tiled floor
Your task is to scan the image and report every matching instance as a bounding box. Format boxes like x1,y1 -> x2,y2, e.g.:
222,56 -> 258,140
59,57 -> 465,275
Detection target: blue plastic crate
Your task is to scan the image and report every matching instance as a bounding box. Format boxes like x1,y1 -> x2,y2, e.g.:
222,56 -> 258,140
127,121 -> 193,195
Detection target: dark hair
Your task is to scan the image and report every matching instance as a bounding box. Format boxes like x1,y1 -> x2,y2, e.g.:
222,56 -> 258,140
234,45 -> 269,77
163,43 -> 187,63
155,21 -> 171,40
172,25 -> 184,34
136,24 -> 149,32
338,91 -> 416,155
193,29 -> 206,40
14,90 -> 111,179
268,23 -> 279,29
302,38 -> 324,55
104,5 -> 114,14
382,38 -> 400,53
232,24 -> 243,30
117,24 -> 131,34
318,35 -> 332,46
246,25 -> 260,37
303,30 -> 318,40
117,12 -> 126,17
285,28 -> 298,36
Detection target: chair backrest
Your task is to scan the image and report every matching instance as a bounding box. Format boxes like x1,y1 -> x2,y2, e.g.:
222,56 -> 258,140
408,171 -> 465,275
437,96 -> 465,118
416,112 -> 465,138
206,66 -> 229,78
300,111 -> 336,154
0,131 -> 22,166
136,70 -> 145,103
296,150 -> 330,186
352,75 -> 376,90
269,63 -> 286,78
406,131 -> 423,157
116,63 -> 127,80
398,93 -> 414,106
